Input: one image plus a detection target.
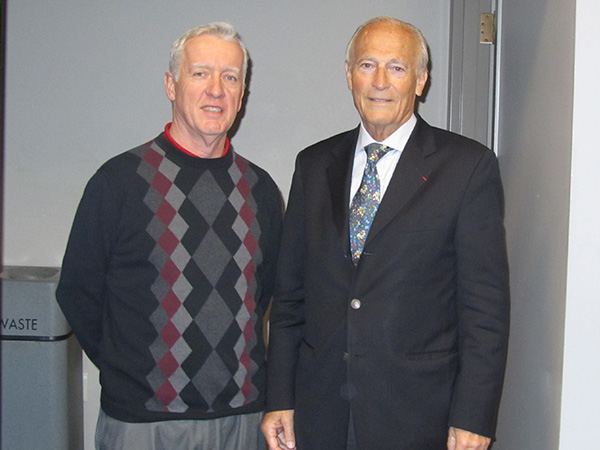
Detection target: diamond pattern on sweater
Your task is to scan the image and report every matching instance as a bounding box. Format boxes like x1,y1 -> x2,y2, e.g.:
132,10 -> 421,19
135,143 -> 265,414
193,228 -> 230,287
137,143 -> 193,413
192,351 -> 231,407
195,291 -> 234,348
188,171 -> 227,225
228,157 -> 262,407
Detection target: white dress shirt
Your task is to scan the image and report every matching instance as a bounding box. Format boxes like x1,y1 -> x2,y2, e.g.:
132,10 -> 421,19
349,114 -> 417,206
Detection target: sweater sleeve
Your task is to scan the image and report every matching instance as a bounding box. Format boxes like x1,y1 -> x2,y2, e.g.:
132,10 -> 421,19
56,170 -> 119,367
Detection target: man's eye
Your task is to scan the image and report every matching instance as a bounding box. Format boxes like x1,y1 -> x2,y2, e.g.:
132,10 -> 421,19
388,66 -> 407,77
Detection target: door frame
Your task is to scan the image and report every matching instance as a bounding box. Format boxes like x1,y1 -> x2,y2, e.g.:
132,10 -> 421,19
448,0 -> 498,150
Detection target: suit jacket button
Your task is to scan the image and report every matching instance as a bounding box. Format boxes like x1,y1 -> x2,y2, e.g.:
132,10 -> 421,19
350,298 -> 361,309
343,352 -> 349,361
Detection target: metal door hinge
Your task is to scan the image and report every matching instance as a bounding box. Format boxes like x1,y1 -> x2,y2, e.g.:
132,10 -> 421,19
480,13 -> 495,44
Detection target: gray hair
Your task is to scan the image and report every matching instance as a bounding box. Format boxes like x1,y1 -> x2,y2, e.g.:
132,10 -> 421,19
169,22 -> 248,81
345,17 -> 429,76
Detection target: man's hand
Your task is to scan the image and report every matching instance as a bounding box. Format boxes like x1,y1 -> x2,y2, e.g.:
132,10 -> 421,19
261,409 -> 296,450
447,427 -> 491,450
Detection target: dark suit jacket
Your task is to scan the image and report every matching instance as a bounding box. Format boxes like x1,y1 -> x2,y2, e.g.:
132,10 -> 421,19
266,116 -> 510,450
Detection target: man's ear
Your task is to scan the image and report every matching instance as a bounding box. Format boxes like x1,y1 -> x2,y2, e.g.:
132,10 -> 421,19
415,70 -> 428,97
345,62 -> 353,90
164,72 -> 176,101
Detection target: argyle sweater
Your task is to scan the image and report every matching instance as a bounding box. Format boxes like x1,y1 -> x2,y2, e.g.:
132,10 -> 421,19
57,132 -> 282,422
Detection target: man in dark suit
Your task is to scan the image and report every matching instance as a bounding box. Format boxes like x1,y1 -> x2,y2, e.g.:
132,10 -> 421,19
261,17 -> 509,450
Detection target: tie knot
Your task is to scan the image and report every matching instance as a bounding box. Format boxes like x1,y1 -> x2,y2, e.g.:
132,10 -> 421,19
365,143 -> 390,165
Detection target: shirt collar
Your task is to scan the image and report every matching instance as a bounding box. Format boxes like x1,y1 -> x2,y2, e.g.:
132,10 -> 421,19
356,114 -> 417,154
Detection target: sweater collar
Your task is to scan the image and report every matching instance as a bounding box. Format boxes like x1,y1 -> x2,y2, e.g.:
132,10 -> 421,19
163,123 -> 231,158
155,125 -> 235,169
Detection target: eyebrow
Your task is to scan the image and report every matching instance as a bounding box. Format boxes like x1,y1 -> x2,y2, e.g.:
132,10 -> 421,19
357,57 -> 408,65
190,63 -> 241,73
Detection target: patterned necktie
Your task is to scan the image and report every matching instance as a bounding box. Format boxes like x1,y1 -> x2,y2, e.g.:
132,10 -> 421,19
349,143 -> 390,265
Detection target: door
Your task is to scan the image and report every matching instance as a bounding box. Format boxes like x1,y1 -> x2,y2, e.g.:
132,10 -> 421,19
448,0 -> 497,149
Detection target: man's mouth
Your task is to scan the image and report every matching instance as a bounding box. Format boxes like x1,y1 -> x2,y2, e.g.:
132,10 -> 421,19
369,97 -> 390,103
202,106 -> 223,112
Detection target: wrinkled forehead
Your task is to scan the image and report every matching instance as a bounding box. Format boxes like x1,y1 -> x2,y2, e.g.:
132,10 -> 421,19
352,23 -> 420,64
182,35 -> 245,68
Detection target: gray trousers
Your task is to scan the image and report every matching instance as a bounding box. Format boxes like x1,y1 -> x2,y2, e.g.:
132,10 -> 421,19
95,409 -> 266,450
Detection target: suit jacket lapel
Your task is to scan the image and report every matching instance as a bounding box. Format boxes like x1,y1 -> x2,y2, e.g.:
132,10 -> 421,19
326,127 -> 359,254
366,117 -> 435,243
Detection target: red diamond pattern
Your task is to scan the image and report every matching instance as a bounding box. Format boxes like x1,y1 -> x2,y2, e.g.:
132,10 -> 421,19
158,228 -> 179,254
152,171 -> 173,197
158,351 -> 179,378
140,144 -> 193,413
159,321 -> 181,348
161,291 -> 182,318
160,259 -> 181,286
156,200 -> 177,226
143,147 -> 163,169
155,380 -> 178,408
231,158 -> 261,406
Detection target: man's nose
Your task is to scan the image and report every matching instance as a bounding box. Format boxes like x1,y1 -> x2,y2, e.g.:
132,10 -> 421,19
207,75 -> 225,97
372,67 -> 389,89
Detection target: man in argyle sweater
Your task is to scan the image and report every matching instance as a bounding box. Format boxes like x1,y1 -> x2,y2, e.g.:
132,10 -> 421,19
57,22 -> 282,449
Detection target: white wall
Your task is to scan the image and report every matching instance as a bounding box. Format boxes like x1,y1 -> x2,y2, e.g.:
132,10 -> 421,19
494,0 -> 600,448
493,0 -> 575,448
3,1 -> 451,448
560,0 -> 600,446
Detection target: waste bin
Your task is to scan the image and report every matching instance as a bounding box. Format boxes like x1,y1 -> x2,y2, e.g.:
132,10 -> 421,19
1,266 -> 83,450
